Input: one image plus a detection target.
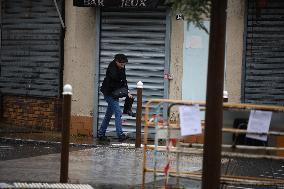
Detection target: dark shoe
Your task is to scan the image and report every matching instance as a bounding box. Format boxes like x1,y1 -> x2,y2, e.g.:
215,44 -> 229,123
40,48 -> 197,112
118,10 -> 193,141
97,136 -> 110,143
118,133 -> 129,142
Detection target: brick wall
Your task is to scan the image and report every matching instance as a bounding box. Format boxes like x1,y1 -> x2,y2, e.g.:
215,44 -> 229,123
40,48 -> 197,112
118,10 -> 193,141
70,116 -> 93,137
2,95 -> 62,131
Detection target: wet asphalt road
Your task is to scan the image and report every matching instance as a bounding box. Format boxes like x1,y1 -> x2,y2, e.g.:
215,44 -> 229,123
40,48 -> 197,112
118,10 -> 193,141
0,138 -> 92,161
0,138 -> 202,188
0,138 -> 284,189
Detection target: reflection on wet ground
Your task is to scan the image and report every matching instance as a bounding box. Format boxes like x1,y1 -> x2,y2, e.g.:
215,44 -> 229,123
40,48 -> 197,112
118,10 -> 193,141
0,138 -> 92,161
1,138 -> 284,189
70,147 -> 203,188
220,158 -> 284,189
0,138 -> 202,188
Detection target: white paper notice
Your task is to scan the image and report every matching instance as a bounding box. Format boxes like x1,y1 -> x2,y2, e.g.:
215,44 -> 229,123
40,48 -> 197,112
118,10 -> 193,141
179,105 -> 202,136
246,110 -> 272,141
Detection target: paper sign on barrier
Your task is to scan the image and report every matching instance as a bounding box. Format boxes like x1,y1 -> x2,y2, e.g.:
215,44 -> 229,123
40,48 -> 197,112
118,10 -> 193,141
246,110 -> 272,141
179,105 -> 202,136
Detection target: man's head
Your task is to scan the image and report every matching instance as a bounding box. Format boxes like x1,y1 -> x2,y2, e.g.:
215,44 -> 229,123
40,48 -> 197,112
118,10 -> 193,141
114,54 -> 128,63
114,54 -> 128,69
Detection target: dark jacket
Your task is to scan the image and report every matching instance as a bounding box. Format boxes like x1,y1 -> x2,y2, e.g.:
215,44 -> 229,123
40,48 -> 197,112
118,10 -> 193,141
100,60 -> 128,97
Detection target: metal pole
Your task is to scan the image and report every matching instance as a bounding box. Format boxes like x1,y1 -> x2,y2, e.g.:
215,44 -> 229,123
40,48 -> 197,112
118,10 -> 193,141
135,81 -> 143,148
202,0 -> 227,189
60,84 -> 72,183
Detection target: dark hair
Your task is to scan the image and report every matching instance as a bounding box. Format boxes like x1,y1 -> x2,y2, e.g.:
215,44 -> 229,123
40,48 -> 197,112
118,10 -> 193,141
114,54 -> 128,63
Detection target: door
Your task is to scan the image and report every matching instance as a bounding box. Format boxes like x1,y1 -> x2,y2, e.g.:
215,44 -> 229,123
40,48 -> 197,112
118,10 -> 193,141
182,21 -> 210,101
95,7 -> 170,138
0,0 -> 63,97
243,0 -> 284,105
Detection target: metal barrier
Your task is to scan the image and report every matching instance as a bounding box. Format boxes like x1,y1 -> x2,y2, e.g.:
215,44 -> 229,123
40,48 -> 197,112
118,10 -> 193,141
142,98 -> 284,188
0,91 -> 2,121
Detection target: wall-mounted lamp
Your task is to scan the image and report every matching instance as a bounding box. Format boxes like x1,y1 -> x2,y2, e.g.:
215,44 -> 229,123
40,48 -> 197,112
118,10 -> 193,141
176,14 -> 184,20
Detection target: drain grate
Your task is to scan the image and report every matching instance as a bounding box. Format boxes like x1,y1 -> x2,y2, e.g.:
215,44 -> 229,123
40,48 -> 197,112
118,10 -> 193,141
0,182 -> 94,189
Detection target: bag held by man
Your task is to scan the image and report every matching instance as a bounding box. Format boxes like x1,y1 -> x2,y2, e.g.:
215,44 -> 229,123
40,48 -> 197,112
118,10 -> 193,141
112,86 -> 128,98
123,96 -> 136,117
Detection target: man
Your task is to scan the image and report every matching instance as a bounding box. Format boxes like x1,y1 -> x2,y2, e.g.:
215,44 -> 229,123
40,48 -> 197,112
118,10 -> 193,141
98,54 -> 134,142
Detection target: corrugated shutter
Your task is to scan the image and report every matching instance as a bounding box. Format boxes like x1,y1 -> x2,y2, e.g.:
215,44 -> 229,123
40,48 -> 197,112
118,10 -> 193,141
243,0 -> 284,105
97,8 -> 169,137
0,0 -> 63,97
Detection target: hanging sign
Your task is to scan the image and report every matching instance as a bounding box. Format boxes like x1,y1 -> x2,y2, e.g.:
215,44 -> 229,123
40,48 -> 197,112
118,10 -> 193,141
246,110 -> 272,141
73,0 -> 160,8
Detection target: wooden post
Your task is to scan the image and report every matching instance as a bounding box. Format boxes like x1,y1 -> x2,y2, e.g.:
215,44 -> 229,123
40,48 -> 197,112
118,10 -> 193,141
202,0 -> 227,189
135,81 -> 143,148
60,84 -> 72,183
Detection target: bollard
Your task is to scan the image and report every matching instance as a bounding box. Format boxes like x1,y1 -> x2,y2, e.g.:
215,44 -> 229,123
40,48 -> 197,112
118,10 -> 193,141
60,84 -> 72,183
223,90 -> 228,102
135,81 -> 143,148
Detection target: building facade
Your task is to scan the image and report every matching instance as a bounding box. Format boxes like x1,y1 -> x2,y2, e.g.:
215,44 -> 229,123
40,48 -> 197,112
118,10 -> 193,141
63,0 -> 246,136
1,0 -> 283,138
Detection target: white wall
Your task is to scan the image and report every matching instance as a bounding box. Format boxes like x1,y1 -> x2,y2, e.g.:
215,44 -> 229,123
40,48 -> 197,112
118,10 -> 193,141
64,1 -> 97,116
182,21 -> 210,101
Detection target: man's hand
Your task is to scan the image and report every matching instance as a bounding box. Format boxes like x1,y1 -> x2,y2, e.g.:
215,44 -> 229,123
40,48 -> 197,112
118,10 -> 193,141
128,91 -> 133,98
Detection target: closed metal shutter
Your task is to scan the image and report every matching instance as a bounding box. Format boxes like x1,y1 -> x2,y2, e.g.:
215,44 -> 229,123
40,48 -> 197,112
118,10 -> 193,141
0,0 -> 63,97
97,8 -> 170,137
243,0 -> 284,105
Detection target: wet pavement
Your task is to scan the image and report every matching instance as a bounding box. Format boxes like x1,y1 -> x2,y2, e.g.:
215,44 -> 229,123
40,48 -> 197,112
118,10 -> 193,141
1,138 -> 284,188
0,138 -> 92,161
0,139 -> 201,188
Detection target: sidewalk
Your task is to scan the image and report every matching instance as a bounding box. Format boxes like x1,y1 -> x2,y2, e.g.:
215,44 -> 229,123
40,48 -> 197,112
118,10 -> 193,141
0,142 -> 202,189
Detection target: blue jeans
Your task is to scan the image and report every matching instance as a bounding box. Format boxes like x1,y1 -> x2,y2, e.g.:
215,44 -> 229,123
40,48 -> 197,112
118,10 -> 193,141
98,95 -> 123,137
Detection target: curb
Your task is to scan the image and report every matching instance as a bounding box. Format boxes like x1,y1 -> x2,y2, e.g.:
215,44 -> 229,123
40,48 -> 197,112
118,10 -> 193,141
0,137 -> 136,149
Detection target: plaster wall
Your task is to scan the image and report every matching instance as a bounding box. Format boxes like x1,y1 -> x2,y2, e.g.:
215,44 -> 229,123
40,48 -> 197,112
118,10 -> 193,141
169,17 -> 184,100
64,1 -> 96,117
225,0 -> 245,103
169,0 -> 245,102
170,0 -> 245,103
